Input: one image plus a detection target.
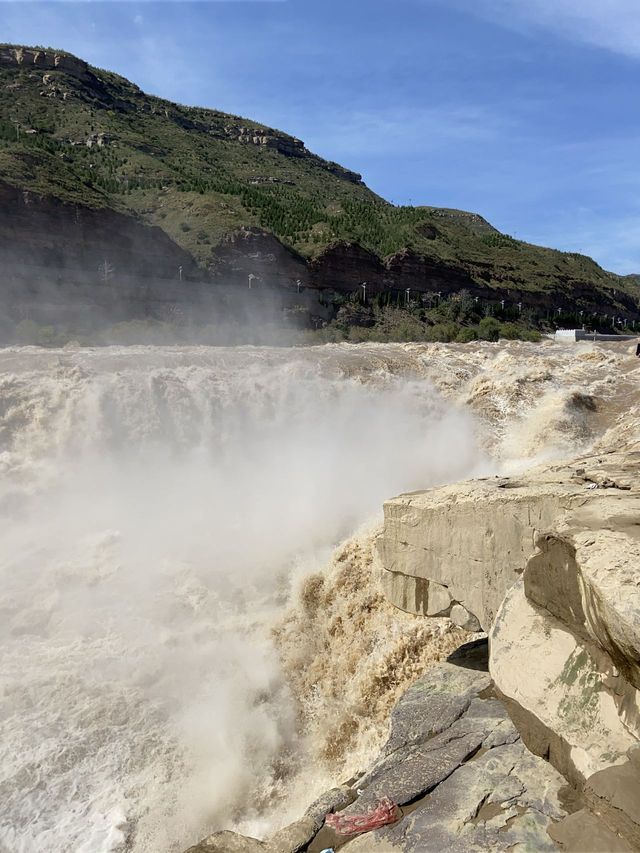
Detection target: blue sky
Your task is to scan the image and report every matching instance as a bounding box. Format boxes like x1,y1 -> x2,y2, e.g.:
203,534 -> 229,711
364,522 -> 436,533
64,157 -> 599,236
2,0 -> 640,272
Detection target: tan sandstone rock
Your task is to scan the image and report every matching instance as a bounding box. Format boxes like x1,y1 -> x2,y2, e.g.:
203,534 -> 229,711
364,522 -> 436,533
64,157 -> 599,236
376,476 -> 569,630
489,474 -> 640,849
378,441 -> 640,848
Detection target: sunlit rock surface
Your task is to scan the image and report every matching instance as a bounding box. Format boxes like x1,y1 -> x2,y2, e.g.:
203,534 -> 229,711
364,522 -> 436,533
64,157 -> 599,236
490,467 -> 640,850
376,476 -> 566,631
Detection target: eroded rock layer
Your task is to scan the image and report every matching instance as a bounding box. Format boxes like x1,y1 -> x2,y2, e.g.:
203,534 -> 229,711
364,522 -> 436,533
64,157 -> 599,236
375,440 -> 640,850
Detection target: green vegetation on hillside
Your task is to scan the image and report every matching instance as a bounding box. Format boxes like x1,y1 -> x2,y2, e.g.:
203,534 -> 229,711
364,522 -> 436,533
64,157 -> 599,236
1,44 -> 639,309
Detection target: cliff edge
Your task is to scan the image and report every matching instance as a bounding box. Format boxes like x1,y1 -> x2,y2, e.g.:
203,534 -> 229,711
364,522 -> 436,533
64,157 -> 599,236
184,428 -> 640,851
374,439 -> 640,850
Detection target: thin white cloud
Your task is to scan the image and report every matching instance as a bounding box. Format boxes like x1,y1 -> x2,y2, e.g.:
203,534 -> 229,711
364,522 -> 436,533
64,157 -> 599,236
303,104 -> 510,162
451,0 -> 640,58
527,210 -> 640,274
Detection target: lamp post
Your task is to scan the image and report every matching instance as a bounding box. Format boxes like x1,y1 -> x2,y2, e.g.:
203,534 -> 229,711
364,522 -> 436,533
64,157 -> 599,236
405,288 -> 411,306
178,266 -> 183,282
98,259 -> 114,284
360,282 -> 367,304
248,273 -> 256,289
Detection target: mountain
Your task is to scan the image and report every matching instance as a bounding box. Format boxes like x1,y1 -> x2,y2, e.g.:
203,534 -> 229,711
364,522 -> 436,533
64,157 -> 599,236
1,44 -> 639,336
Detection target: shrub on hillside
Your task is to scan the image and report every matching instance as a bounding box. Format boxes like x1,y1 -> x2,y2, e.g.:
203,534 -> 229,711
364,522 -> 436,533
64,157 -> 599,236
478,316 -> 501,341
456,326 -> 478,343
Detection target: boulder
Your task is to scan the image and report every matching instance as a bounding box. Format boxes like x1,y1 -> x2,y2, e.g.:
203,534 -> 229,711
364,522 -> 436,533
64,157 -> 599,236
490,489 -> 640,848
450,604 -> 481,633
491,579 -> 637,785
268,816 -> 319,853
376,475 -> 569,630
304,785 -> 356,826
183,831 -> 266,853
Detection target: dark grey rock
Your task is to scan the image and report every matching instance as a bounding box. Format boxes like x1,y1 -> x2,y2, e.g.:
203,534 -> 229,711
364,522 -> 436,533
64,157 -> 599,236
342,726 -> 569,852
382,662 -> 491,756
354,731 -> 485,810
183,831 -> 266,853
268,816 -> 318,853
304,785 -> 356,828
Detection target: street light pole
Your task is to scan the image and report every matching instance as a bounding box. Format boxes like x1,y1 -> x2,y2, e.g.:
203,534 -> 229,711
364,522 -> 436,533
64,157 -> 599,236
360,282 -> 367,304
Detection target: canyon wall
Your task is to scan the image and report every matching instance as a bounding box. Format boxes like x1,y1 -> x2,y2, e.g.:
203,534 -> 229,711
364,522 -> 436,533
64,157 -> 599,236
2,178 -> 638,327
0,186 -> 332,331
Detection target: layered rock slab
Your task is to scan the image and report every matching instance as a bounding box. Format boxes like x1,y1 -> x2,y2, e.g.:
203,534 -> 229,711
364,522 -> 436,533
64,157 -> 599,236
377,476 -> 569,631
185,648 -> 569,853
337,652 -> 568,853
377,447 -> 640,633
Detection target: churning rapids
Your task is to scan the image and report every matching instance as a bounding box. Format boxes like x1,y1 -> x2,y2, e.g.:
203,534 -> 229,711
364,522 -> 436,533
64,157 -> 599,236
1,340 -> 638,853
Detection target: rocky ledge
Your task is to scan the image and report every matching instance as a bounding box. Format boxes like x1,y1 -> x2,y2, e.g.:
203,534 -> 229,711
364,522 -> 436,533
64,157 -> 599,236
374,439 -> 640,850
185,440 -> 640,852
0,45 -> 92,80
186,643 -> 571,853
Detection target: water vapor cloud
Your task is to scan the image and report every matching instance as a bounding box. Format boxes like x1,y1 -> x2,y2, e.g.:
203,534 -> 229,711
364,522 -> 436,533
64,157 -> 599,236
449,0 -> 640,59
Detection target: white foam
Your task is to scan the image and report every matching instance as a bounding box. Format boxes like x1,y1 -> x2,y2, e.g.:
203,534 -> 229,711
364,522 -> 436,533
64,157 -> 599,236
3,340 -> 635,851
0,344 -> 485,853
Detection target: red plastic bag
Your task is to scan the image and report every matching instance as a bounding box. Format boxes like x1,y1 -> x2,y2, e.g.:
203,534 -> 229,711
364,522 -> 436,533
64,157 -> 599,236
325,797 -> 399,836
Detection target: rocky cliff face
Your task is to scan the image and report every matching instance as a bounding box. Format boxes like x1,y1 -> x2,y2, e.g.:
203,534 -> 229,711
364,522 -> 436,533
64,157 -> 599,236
0,181 -> 197,279
374,441 -> 640,850
2,42 -> 639,324
3,189 -> 632,324
1,44 -> 364,183
0,45 -> 91,80
0,180 -> 206,329
211,226 -> 309,288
